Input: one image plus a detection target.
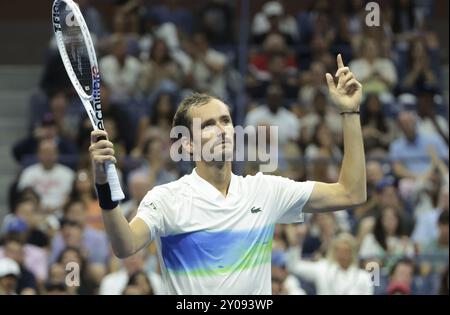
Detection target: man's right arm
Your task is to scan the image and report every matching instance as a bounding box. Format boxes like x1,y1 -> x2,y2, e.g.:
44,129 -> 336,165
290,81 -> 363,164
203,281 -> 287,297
90,130 -> 151,258
102,208 -> 150,258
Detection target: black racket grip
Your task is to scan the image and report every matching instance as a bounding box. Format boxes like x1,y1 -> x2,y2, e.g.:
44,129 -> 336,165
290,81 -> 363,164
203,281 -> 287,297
96,135 -> 107,142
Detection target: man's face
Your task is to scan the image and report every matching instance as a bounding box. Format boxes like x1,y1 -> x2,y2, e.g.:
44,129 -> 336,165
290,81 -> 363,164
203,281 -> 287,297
188,99 -> 234,163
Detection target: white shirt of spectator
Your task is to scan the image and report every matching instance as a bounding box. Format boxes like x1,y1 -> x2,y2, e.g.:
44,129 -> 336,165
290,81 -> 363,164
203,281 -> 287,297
359,233 -> 415,259
191,49 -> 227,99
287,247 -> 374,295
251,3 -> 299,40
17,163 -> 75,211
349,58 -> 397,93
300,111 -> 343,143
99,269 -> 165,295
99,54 -> 141,97
245,105 -> 301,146
417,116 -> 449,139
135,169 -> 315,295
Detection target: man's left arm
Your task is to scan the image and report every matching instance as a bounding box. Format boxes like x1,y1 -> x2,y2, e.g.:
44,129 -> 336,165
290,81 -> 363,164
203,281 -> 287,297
304,54 -> 367,213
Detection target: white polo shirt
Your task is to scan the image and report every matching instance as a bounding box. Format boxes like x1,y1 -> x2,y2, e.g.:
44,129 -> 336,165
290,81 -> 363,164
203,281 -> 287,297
136,169 -> 315,295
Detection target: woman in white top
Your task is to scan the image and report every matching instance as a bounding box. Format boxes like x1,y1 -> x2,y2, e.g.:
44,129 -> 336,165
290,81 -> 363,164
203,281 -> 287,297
286,231 -> 374,295
359,206 -> 415,269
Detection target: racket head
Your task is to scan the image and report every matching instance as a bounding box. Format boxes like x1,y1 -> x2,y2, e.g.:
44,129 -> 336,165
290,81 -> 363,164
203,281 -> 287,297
52,0 -> 103,130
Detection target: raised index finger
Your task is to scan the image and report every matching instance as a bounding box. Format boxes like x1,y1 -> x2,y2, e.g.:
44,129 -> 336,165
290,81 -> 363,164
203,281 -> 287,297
337,54 -> 344,69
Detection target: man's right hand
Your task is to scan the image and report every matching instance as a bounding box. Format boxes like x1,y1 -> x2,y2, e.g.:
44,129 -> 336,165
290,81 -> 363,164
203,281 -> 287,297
89,130 -> 117,184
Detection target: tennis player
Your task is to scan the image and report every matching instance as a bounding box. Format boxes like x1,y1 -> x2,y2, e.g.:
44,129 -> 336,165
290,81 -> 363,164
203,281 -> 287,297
90,54 -> 366,294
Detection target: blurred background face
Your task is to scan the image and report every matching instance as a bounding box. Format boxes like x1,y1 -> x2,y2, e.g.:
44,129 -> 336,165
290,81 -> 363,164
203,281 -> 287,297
155,94 -> 173,120
0,276 -> 18,294
363,38 -> 379,60
4,241 -> 24,265
438,221 -> 449,244
313,92 -> 327,115
398,112 -> 417,141
132,272 -> 152,294
267,55 -> 285,77
61,222 -> 83,248
192,33 -> 208,53
310,62 -> 326,85
412,41 -> 427,59
123,251 -> 145,275
367,161 -> 384,185
317,124 -> 332,147
366,95 -> 381,114
317,213 -> 336,237
113,13 -> 127,33
333,241 -> 353,270
75,170 -> 92,195
129,175 -> 153,201
49,263 -> 66,283
391,263 -> 413,286
100,85 -> 110,108
60,249 -> 82,267
266,85 -> 283,112
263,33 -> 286,54
49,92 -> 68,118
382,207 -> 399,235
151,40 -> 169,63
112,38 -> 128,61
15,200 -> 36,227
65,202 -> 87,226
416,93 -> 434,117
37,140 -> 58,169
145,138 -> 164,164
380,186 -> 401,208
104,118 -> 118,141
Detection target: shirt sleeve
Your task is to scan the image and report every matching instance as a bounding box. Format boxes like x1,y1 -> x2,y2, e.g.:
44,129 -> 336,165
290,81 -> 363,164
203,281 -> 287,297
263,174 -> 315,224
135,187 -> 167,242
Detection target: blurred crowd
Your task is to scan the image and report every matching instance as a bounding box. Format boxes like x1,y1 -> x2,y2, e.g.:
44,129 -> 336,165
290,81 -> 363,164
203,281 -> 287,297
0,0 -> 448,295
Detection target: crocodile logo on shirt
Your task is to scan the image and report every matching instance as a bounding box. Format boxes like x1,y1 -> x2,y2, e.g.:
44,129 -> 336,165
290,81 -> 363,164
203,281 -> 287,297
250,206 -> 262,214
143,201 -> 157,211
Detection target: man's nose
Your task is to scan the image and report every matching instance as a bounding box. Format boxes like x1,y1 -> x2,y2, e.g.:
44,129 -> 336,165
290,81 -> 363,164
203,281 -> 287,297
216,123 -> 226,135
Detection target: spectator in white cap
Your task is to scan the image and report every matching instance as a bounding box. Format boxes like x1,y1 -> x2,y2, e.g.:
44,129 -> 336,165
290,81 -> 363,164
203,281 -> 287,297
251,0 -> 298,44
0,257 -> 21,295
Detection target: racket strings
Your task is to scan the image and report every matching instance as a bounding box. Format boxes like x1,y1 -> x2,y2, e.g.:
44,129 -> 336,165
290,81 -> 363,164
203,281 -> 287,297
60,5 -> 92,96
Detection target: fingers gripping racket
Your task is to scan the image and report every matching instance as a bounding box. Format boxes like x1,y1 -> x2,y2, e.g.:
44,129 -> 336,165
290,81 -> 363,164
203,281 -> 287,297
52,0 -> 125,201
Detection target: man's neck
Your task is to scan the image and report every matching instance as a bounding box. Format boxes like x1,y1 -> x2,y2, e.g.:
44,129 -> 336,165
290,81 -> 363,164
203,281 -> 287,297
196,162 -> 232,197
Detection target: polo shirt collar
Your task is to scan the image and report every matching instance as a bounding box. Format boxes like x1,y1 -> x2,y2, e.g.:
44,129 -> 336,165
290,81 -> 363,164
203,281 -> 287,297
191,167 -> 238,200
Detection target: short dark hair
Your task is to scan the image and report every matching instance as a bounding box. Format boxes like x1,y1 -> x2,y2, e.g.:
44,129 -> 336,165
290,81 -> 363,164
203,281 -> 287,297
389,257 -> 415,278
172,93 -> 216,140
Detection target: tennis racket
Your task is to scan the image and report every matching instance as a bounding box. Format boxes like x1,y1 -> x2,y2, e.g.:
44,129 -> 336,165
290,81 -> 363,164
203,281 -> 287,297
52,0 -> 125,201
